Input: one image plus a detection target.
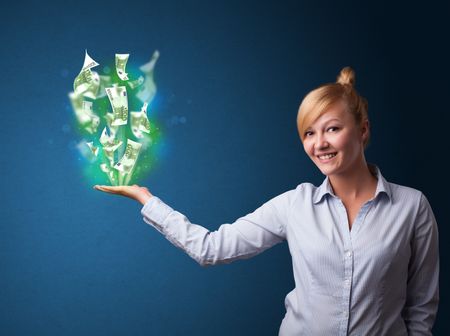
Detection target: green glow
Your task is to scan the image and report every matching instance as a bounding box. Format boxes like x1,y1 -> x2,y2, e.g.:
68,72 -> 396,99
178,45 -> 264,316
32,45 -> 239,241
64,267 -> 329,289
70,52 -> 163,186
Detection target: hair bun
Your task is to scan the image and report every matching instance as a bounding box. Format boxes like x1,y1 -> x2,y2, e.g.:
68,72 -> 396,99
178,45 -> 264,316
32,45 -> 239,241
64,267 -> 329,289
336,66 -> 355,87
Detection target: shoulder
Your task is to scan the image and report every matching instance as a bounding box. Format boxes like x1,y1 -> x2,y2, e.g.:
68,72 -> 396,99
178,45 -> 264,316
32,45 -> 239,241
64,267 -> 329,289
388,183 -> 438,238
389,181 -> 422,197
388,181 -> 423,205
295,182 -> 318,196
288,182 -> 320,205
269,182 -> 316,204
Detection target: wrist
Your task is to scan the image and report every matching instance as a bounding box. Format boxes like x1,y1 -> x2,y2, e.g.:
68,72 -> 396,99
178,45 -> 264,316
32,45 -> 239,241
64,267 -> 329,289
138,194 -> 153,205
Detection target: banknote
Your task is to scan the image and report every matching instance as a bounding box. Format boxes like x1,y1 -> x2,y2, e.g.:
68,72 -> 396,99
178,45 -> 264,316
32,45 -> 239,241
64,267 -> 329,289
100,127 -> 122,148
81,101 -> 100,134
130,102 -> 151,139
106,86 -> 128,126
74,51 -> 100,99
74,70 -> 100,100
128,75 -> 144,90
136,50 -> 160,103
99,127 -> 123,167
115,54 -> 129,81
104,112 -> 119,138
114,139 -> 142,175
103,143 -> 123,168
100,163 -> 118,185
81,50 -> 99,71
69,93 -> 100,134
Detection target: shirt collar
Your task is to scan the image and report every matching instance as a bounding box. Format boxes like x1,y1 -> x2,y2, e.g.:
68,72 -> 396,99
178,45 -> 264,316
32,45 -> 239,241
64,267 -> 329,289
313,163 -> 392,204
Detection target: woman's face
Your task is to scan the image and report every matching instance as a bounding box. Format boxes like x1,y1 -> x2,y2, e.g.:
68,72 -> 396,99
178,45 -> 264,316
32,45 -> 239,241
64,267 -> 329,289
302,100 -> 367,177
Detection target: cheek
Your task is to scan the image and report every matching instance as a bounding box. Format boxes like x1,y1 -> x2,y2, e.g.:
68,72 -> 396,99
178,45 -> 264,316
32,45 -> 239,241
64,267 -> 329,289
338,134 -> 361,155
331,131 -> 351,147
303,141 -> 314,156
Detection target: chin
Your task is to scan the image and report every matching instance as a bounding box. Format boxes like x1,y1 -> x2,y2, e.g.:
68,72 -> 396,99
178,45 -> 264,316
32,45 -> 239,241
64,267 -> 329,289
319,168 -> 333,176
316,163 -> 339,177
314,164 -> 330,176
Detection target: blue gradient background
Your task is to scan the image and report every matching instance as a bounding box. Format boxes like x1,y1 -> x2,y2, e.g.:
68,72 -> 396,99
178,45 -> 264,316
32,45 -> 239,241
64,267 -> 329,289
1,0 -> 448,335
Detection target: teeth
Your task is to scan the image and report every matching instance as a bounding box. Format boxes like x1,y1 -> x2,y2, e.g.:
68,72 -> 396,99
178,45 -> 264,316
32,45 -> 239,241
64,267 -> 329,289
319,153 -> 336,160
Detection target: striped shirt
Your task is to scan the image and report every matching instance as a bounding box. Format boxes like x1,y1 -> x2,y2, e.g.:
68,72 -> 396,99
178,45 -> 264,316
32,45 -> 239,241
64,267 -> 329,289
141,164 -> 439,335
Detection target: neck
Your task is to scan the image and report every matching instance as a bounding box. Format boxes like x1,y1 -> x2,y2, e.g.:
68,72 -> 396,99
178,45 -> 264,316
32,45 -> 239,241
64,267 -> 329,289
328,160 -> 377,201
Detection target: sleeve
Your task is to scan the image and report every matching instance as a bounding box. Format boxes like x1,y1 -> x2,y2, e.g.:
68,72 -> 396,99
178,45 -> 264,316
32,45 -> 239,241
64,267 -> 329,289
140,190 -> 295,267
402,192 -> 440,335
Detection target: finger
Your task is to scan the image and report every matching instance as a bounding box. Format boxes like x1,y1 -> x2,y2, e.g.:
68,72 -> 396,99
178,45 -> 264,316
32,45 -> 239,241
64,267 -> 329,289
94,185 -> 123,194
93,185 -> 109,193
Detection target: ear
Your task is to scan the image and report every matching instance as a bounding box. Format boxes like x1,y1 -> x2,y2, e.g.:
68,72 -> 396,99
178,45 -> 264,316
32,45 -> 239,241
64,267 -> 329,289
360,119 -> 370,143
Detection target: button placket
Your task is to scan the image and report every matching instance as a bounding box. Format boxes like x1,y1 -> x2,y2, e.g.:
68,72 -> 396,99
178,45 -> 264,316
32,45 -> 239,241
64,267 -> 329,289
335,197 -> 354,335
340,247 -> 354,334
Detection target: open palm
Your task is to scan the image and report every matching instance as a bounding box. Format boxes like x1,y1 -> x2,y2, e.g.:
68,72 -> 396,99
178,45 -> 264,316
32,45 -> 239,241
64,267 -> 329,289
94,184 -> 153,205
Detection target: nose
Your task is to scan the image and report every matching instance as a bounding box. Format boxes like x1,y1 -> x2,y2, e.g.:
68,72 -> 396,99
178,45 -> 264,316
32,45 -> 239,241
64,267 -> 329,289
315,133 -> 329,151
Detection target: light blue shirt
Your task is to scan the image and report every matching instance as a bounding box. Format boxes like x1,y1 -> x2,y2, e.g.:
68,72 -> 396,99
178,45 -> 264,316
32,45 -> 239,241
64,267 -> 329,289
141,164 -> 439,335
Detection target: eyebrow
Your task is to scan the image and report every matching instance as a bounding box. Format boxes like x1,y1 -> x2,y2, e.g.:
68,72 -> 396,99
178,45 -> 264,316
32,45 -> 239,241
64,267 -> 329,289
323,118 -> 342,124
305,118 -> 342,132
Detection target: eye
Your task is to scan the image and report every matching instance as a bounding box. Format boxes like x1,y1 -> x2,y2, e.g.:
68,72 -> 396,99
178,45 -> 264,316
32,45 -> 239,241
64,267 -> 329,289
304,130 -> 313,137
327,126 -> 339,132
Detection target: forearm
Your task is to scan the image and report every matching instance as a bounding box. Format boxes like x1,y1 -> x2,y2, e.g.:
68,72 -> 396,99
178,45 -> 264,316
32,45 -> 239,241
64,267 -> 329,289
141,196 -> 287,266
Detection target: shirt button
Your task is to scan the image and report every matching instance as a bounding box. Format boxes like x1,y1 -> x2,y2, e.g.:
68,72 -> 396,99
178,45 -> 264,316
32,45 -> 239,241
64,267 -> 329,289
346,251 -> 352,258
344,279 -> 351,287
343,311 -> 348,318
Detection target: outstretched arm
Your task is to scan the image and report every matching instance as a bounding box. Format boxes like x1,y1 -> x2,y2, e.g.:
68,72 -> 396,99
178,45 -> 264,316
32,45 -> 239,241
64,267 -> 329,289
94,184 -> 293,267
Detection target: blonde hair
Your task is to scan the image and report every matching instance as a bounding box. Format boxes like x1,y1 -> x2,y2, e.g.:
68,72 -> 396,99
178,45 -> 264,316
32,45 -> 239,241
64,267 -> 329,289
297,66 -> 370,148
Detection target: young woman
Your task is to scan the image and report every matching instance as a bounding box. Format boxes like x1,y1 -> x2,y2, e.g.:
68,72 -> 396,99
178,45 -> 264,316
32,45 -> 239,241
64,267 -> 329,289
94,67 -> 439,335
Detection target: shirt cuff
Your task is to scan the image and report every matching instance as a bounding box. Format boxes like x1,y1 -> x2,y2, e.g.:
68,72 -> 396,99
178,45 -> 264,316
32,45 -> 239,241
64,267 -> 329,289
140,196 -> 174,227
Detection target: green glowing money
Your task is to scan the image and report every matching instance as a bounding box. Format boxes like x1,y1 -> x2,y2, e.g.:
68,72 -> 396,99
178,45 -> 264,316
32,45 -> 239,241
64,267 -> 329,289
115,54 -> 129,81
104,112 -> 119,138
74,51 -> 100,99
128,75 -> 144,90
106,86 -> 128,126
114,139 -> 142,175
99,127 -> 123,167
130,102 -> 151,139
69,50 -> 161,186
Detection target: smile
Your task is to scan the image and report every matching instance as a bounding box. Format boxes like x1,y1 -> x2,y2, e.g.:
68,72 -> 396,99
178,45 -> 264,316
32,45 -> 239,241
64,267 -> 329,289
317,152 -> 337,161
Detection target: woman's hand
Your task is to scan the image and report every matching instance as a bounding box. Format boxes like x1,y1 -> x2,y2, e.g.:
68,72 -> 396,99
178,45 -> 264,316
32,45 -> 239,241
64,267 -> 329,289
93,184 -> 153,205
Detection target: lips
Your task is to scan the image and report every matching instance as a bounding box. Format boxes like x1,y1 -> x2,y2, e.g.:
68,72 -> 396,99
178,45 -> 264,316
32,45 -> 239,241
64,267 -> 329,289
317,152 -> 337,160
